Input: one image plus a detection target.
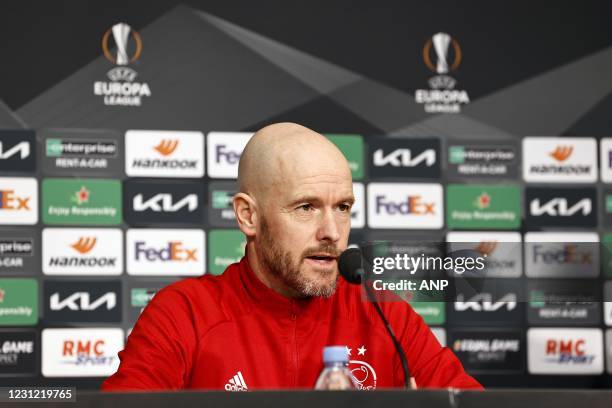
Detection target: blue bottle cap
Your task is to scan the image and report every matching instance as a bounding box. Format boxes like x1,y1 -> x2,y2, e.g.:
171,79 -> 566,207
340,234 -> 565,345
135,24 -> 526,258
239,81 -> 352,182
323,346 -> 349,364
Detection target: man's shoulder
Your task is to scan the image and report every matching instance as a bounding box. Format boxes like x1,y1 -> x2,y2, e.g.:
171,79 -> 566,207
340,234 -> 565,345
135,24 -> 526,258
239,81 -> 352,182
146,264 -> 245,323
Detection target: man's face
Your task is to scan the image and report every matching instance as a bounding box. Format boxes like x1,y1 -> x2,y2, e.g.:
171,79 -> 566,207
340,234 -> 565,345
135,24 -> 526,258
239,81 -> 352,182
256,173 -> 354,298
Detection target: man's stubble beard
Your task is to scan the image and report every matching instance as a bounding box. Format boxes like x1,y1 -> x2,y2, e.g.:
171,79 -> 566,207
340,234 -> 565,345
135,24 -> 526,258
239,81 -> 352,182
257,215 -> 339,298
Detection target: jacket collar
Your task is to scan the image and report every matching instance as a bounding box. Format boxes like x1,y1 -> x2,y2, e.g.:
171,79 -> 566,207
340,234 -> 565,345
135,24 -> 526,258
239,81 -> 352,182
236,256 -> 330,318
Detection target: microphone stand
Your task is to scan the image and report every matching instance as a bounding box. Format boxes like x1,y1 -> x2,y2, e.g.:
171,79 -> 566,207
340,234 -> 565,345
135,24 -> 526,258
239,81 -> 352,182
360,271 -> 413,390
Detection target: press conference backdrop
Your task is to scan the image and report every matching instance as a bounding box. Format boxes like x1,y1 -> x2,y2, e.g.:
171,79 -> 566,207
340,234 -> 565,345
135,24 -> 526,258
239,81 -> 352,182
1,0 -> 612,390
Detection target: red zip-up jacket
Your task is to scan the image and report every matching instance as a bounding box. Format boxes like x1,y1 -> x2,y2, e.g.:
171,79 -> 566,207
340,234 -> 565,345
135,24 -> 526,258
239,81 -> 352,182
102,257 -> 482,391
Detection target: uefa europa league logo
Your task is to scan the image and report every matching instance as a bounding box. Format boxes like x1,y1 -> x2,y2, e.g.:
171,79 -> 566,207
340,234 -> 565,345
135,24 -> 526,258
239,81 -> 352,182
423,32 -> 462,74
102,22 -> 142,66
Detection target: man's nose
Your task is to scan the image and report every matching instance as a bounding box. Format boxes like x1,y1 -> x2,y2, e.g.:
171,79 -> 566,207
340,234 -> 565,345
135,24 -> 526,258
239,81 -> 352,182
316,210 -> 341,243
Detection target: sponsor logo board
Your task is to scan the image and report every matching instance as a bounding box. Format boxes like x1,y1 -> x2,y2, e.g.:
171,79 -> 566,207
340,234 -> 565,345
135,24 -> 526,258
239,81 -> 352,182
326,134 -> 364,180
127,229 -> 205,276
446,232 -> 522,278
524,232 -> 599,278
446,184 -> 520,229
206,132 -> 253,179
449,330 -> 524,373
125,130 -> 204,178
368,138 -> 440,179
448,279 -> 523,326
523,137 -> 597,183
42,178 -> 121,225
525,187 -> 597,228
208,230 -> 245,276
367,183 -> 443,229
528,280 -> 601,326
0,130 -> 36,173
44,280 -> 122,323
42,228 -> 123,275
0,178 -> 38,225
41,328 -> 123,377
41,129 -> 123,176
527,328 -> 603,374
0,229 -> 38,274
0,279 -> 38,326
0,330 -> 37,376
447,141 -> 519,179
124,180 -> 204,226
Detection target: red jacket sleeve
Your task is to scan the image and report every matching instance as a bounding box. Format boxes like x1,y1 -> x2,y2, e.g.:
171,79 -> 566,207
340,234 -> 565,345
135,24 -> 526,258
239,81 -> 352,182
391,302 -> 483,390
102,285 -> 198,391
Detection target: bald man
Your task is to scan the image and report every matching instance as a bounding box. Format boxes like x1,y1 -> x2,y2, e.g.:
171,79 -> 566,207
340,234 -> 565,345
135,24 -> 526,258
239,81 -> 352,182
102,123 -> 482,391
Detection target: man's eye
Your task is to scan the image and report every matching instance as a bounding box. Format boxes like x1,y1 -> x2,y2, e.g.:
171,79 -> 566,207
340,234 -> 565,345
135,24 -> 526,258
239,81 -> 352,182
298,204 -> 313,212
338,203 -> 351,212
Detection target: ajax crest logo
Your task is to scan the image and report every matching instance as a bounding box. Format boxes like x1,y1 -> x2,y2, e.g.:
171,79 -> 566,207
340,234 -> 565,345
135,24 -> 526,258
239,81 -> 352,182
347,345 -> 377,390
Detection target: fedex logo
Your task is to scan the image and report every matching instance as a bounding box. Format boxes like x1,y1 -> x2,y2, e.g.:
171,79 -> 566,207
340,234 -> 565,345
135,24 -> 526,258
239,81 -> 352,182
367,183 -> 443,229
0,190 -> 30,210
134,241 -> 198,262
375,195 -> 435,215
0,178 -> 38,225
207,132 -> 253,178
215,145 -> 241,164
127,229 -> 205,276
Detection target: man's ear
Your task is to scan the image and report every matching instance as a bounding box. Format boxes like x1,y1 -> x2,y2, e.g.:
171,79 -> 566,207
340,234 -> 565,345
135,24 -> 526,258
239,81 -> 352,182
233,192 -> 258,237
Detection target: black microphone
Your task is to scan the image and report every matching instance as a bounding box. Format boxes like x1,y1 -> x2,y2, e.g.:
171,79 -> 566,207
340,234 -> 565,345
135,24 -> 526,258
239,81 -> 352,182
338,248 -> 413,390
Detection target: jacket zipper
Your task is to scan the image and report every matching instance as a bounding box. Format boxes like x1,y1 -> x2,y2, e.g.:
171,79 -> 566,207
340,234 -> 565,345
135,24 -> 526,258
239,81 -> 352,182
290,302 -> 298,386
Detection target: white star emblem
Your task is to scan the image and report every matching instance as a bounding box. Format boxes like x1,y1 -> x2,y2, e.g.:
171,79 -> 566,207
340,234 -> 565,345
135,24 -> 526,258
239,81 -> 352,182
357,345 -> 366,356
346,346 -> 352,356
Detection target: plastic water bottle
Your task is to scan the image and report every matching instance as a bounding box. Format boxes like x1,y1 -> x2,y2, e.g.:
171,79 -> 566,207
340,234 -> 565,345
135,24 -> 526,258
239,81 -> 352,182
314,346 -> 357,390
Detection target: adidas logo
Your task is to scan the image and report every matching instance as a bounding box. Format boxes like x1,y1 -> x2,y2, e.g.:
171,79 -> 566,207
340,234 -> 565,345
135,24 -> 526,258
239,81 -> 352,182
224,371 -> 248,392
